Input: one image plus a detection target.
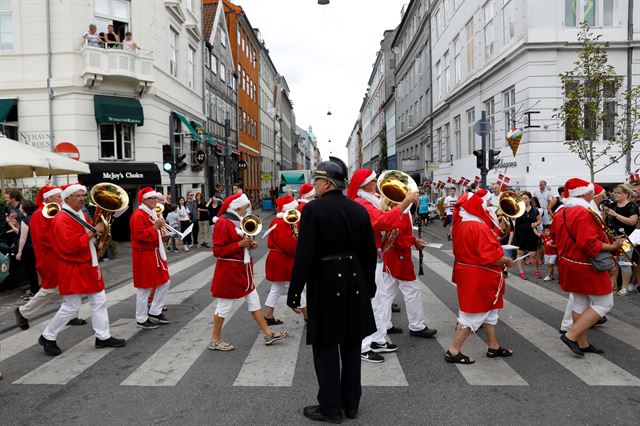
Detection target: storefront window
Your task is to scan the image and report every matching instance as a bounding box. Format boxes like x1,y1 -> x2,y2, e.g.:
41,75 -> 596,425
100,123 -> 134,160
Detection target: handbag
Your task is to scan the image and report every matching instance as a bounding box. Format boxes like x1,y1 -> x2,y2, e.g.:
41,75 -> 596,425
563,210 -> 615,272
0,251 -> 10,285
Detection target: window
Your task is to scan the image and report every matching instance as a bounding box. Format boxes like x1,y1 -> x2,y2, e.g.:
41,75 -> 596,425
454,115 -> 462,159
186,0 -> 193,13
434,9 -> 441,37
453,36 -> 462,84
99,124 -> 134,160
436,60 -> 442,100
204,86 -> 211,118
466,19 -> 475,73
503,86 -> 516,143
170,28 -> 178,77
467,108 -> 476,154
220,62 -> 226,82
565,0 -> 613,27
188,46 -> 195,89
204,48 -> 210,69
443,123 -> 450,159
503,0 -> 515,43
220,27 -> 227,47
211,54 -> 217,74
444,50 -> 451,93
0,0 -> 13,50
603,78 -> 617,140
484,98 -> 496,148
483,0 -> 495,60
435,128 -> 442,162
239,108 -> 243,131
95,0 -> 129,20
564,78 -> 619,141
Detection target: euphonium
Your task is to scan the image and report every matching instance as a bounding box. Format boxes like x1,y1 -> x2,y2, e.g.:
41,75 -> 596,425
495,191 -> 525,237
241,214 -> 262,237
376,170 -> 419,212
42,202 -> 60,218
90,182 -> 129,257
283,208 -> 301,237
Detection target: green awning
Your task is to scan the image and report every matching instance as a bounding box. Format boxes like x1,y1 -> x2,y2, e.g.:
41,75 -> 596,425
202,131 -> 218,147
0,98 -> 17,122
94,95 -> 144,126
191,120 -> 204,131
174,112 -> 202,141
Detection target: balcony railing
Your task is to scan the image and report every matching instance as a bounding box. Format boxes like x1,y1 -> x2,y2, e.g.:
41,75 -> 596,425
80,40 -> 154,90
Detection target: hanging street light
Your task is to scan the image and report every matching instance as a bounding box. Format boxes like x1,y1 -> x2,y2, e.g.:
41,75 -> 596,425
318,0 -> 330,4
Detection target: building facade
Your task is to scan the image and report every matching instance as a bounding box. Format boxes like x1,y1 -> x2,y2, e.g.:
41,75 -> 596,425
258,40 -> 278,199
361,50 -> 385,172
279,78 -> 295,171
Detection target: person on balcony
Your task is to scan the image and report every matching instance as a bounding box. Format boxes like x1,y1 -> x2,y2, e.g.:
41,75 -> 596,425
123,32 -> 140,51
83,24 -> 101,47
104,24 -> 120,48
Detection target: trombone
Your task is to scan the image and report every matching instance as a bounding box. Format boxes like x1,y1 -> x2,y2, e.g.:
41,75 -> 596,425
588,208 -> 635,266
148,203 -> 193,240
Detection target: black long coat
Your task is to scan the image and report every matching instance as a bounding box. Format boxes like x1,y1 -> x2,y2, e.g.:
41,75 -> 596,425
287,189 -> 377,345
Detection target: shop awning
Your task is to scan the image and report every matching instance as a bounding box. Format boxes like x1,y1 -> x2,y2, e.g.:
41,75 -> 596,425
94,96 -> 144,126
202,131 -> 219,147
0,98 -> 17,122
78,162 -> 161,186
173,112 -> 202,141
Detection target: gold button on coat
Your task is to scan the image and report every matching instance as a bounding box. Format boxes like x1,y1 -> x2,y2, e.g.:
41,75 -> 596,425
338,273 -> 342,277
336,292 -> 341,296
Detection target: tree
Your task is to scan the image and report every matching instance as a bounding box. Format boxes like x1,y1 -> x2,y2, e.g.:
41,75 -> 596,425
554,23 -> 640,182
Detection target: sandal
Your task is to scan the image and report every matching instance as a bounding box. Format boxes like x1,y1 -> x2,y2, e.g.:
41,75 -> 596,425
208,339 -> 235,351
519,272 -> 526,280
444,350 -> 475,364
579,344 -> 604,354
265,317 -> 284,326
264,330 -> 289,345
486,346 -> 513,358
534,270 -> 542,279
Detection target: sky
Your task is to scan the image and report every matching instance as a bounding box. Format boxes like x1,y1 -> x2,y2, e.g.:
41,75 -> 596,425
234,0 -> 408,163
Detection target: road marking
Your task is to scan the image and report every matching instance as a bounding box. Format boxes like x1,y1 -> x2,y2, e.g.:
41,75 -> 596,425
420,251 -> 640,386
361,352 -> 408,387
0,252 -> 211,362
233,295 -> 305,386
121,254 -> 268,387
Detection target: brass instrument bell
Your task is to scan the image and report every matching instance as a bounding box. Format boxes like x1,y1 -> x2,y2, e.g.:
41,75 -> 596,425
376,170 -> 419,212
42,202 -> 61,218
283,208 -> 301,237
241,214 -> 263,237
90,182 -> 130,257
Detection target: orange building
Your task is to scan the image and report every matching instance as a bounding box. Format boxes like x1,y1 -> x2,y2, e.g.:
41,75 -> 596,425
206,0 -> 260,204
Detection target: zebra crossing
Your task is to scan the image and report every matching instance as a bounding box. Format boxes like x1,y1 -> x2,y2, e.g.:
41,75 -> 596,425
2,247 -> 640,389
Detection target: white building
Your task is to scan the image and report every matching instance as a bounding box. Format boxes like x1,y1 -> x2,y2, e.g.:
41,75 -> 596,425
361,50 -> 386,171
258,40 -> 279,198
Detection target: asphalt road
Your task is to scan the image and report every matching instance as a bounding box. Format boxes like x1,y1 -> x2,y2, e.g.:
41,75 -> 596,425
1,222 -> 640,425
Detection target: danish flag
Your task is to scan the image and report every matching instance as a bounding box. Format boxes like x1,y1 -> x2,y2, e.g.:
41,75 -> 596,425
436,180 -> 446,189
459,177 -> 471,187
447,177 -> 454,184
629,170 -> 640,184
474,176 -> 481,185
497,174 -> 511,191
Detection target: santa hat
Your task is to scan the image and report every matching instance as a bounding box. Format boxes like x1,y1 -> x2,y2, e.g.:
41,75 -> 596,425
276,195 -> 298,213
61,183 -> 87,200
452,191 -> 500,235
563,178 -> 594,198
298,183 -> 315,200
137,187 -> 159,205
347,169 -> 376,200
217,193 -> 250,217
36,186 -> 62,206
594,184 -> 606,197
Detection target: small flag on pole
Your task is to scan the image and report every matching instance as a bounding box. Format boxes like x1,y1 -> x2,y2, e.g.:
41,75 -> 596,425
497,174 -> 511,191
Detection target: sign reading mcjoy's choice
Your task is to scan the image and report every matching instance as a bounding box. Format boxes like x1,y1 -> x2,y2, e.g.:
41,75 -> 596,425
102,172 -> 145,180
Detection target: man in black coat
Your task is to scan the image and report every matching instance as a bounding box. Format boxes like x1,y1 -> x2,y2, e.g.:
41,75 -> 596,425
288,157 -> 377,423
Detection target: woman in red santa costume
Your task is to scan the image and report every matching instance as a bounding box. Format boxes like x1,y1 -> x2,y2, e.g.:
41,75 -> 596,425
39,184 -> 125,356
297,183 -> 315,211
347,168 -> 418,363
551,178 -> 622,356
264,195 -> 307,325
130,187 -> 171,330
14,186 -> 87,330
446,190 -> 515,364
208,193 -> 288,351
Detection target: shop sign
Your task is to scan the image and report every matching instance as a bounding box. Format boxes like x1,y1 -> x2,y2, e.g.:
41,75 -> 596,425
19,131 -> 51,149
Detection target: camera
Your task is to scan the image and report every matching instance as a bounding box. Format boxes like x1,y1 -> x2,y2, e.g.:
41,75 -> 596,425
602,199 -> 615,208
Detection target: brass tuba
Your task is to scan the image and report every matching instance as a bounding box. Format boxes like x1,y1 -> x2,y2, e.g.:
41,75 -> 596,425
495,191 -> 525,237
283,208 -> 301,237
376,170 -> 419,212
90,182 -> 129,257
241,214 -> 263,237
42,202 -> 61,218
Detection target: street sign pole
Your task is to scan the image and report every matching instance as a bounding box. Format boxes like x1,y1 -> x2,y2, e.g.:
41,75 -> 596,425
169,113 -> 177,202
224,118 -> 231,197
480,111 -> 488,188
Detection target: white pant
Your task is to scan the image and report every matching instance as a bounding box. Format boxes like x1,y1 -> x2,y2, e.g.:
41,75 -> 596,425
42,290 -> 110,341
572,292 -> 614,318
382,272 -> 427,332
19,287 -> 58,319
215,289 -> 261,318
265,281 -> 306,309
561,293 -> 575,331
136,281 -> 171,323
458,309 -> 499,332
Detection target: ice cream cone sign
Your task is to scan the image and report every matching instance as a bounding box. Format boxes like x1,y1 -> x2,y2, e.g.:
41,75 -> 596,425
506,128 -> 523,157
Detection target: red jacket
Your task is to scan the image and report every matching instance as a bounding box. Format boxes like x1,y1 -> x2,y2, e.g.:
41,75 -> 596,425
354,197 -> 403,249
551,204 -> 610,295
29,208 -> 58,289
266,217 -> 297,282
211,216 -> 254,299
452,220 -> 504,313
130,209 -> 170,288
383,213 -> 417,281
53,210 -> 104,296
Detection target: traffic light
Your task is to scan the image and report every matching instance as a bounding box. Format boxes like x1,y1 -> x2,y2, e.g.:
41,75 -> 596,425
162,144 -> 174,174
176,153 -> 188,173
473,149 -> 485,170
488,149 -> 501,170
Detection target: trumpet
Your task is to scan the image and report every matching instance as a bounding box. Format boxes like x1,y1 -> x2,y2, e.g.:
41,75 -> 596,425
148,203 -> 192,240
241,214 -> 262,237
283,208 -> 301,237
42,202 -> 61,218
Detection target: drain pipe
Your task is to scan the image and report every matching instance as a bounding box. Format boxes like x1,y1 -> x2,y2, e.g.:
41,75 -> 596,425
46,0 -> 55,182
625,0 -> 634,174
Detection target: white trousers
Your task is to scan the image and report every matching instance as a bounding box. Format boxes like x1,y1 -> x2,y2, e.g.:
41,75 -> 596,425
572,292 -> 614,318
136,281 -> 171,323
215,289 -> 261,318
19,287 -> 58,319
382,272 -> 427,332
458,309 -> 499,333
362,263 -> 394,353
42,290 -> 110,341
560,293 -> 575,331
265,281 -> 306,309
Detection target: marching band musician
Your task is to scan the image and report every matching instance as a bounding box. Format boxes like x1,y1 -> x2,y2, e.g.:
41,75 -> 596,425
297,183 -> 316,210
39,184 -> 125,356
130,187 -> 171,330
445,190 -> 515,365
348,169 -> 417,363
208,193 -> 288,351
14,186 -> 87,330
552,178 -> 622,356
264,195 -> 306,325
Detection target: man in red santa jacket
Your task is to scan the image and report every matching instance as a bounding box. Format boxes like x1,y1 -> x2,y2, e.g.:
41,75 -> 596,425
347,168 -> 418,363
39,184 -> 125,356
551,178 -> 622,356
297,183 -> 315,211
445,190 -> 515,365
208,193 -> 288,351
14,186 -> 87,330
264,195 -> 307,325
130,187 -> 171,329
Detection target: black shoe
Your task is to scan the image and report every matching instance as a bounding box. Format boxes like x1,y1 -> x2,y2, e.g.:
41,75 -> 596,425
67,317 -> 87,326
14,307 -> 29,330
387,326 -> 403,334
597,316 -> 608,325
148,313 -> 171,324
410,327 -> 437,338
265,316 -> 284,326
39,335 -> 61,356
95,336 -> 126,348
137,319 -> 159,330
344,408 -> 358,419
560,334 -> 584,357
391,303 -> 401,313
361,350 -> 384,363
303,405 -> 343,424
447,235 -> 451,241
371,341 -> 398,353
559,329 -> 567,335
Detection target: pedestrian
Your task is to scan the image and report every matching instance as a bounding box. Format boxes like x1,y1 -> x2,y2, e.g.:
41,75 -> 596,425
165,204 -> 182,252
207,197 -> 221,240
4,188 -> 24,223
163,194 -> 172,218
196,192 -> 210,247
39,184 -> 125,356
297,183 -> 316,210
288,157 -> 377,423
444,187 -> 458,241
533,180 -> 555,226
445,190 -> 515,364
186,192 -> 199,247
176,196 -> 191,251
552,178 -> 621,356
513,192 -> 542,280
418,190 -> 429,226
539,225 -> 557,281
15,200 -> 39,299
208,193 -> 288,351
